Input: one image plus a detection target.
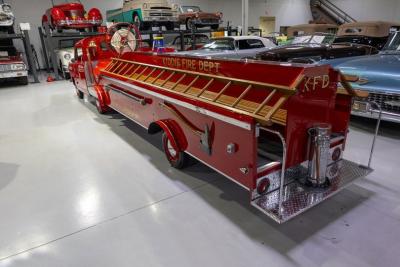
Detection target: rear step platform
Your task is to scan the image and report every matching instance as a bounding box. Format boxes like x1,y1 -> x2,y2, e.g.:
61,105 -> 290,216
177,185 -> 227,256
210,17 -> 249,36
251,160 -> 372,224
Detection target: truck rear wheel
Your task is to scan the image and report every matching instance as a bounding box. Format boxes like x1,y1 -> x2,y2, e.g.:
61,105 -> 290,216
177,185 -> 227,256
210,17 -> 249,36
162,132 -> 188,169
76,88 -> 84,99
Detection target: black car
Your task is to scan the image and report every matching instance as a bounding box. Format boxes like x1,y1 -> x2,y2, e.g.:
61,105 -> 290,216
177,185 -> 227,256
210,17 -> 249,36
253,33 -> 378,64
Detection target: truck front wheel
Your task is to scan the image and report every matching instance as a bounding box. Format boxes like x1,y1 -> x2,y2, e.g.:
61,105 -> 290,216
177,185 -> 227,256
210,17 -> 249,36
162,132 -> 188,169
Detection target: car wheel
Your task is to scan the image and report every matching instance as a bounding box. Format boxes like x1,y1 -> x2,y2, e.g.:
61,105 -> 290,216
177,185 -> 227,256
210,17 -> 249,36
162,132 -> 188,169
19,76 -> 28,85
186,18 -> 195,31
76,88 -> 84,99
95,99 -> 108,114
133,13 -> 141,29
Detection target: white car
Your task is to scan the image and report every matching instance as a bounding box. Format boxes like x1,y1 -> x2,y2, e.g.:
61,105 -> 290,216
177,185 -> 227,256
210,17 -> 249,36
55,47 -> 74,79
174,36 -> 276,59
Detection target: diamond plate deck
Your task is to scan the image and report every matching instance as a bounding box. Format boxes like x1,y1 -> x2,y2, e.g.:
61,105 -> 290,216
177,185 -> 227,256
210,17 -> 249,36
251,160 -> 372,223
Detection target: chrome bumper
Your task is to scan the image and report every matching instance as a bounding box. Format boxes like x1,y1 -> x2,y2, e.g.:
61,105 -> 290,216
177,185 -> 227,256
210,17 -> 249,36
251,160 -> 372,223
0,70 -> 28,79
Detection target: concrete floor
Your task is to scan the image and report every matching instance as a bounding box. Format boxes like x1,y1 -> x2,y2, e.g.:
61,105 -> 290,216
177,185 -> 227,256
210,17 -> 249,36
0,79 -> 399,267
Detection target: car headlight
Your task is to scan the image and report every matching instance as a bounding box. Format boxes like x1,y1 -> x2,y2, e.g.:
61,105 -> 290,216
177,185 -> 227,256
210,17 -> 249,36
173,4 -> 178,10
2,5 -> 12,13
11,64 -> 25,70
64,53 -> 71,60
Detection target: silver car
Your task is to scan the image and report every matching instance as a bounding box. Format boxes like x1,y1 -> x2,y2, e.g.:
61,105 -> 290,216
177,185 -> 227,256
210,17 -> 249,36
174,36 -> 276,59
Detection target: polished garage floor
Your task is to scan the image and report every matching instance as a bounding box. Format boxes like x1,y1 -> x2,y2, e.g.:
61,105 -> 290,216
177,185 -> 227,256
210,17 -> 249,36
0,80 -> 399,267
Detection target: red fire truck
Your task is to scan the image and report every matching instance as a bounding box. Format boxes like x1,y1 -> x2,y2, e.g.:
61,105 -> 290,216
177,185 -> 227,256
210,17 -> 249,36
70,25 -> 376,223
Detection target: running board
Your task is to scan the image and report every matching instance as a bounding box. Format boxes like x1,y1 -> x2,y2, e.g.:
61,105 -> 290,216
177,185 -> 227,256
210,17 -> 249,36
251,159 -> 372,224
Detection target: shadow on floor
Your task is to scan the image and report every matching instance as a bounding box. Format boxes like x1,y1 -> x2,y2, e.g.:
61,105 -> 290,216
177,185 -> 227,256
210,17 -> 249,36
81,100 -> 373,257
0,162 -> 19,191
350,116 -> 400,139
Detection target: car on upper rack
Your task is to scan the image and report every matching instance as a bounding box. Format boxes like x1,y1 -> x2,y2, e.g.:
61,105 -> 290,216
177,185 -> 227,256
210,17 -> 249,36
252,32 -> 378,64
0,43 -> 28,85
42,0 -> 103,33
169,33 -> 209,51
177,5 -> 222,30
329,31 -> 400,123
0,2 -> 15,33
333,21 -> 400,50
106,0 -> 178,31
174,36 -> 276,59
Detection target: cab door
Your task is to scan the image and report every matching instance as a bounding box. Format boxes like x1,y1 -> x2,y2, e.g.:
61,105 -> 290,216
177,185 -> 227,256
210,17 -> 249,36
72,46 -> 89,94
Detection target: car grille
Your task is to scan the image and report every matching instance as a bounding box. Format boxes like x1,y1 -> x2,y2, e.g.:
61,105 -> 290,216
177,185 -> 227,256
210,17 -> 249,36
149,12 -> 173,17
368,92 -> 400,114
0,64 -> 12,72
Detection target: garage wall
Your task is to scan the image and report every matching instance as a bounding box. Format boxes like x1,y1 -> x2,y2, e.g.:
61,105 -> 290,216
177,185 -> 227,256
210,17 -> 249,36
330,0 -> 400,22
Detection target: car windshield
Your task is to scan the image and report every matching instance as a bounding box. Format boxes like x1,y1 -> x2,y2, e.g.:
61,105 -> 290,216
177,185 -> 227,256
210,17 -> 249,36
290,34 -> 334,45
202,38 -> 235,50
382,32 -> 400,53
181,6 -> 201,13
52,0 -> 81,5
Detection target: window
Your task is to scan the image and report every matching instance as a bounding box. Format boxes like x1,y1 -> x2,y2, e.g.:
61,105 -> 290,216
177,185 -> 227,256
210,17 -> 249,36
237,39 -> 265,50
345,28 -> 363,34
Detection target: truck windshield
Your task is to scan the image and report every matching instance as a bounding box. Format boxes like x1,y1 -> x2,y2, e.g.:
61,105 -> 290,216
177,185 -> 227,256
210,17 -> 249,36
181,6 -> 201,13
202,38 -> 235,50
383,32 -> 400,53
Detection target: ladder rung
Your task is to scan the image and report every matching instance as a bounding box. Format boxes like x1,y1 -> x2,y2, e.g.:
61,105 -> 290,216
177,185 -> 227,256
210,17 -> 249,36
254,89 -> 277,115
161,72 -> 176,87
265,96 -> 288,121
116,62 -> 129,75
130,65 -> 142,78
231,85 -> 252,108
182,76 -> 200,93
105,61 -> 116,72
136,66 -> 149,80
143,68 -> 157,82
212,81 -> 232,102
151,69 -> 166,84
109,61 -> 123,73
170,74 -> 187,91
196,79 -> 215,97
121,64 -> 136,76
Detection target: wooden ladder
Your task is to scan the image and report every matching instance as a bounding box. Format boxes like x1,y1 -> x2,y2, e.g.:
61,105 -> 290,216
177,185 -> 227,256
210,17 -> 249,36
103,58 -> 303,126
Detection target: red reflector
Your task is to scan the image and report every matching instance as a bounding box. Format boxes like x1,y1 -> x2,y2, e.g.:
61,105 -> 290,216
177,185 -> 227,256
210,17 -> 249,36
257,179 -> 270,195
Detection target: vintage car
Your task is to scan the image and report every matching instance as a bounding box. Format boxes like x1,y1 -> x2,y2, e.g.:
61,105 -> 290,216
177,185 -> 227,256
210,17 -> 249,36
106,0 -> 178,31
55,39 -> 81,79
253,33 -> 378,63
175,36 -> 276,59
287,23 -> 338,38
0,2 -> 14,33
0,42 -> 28,85
169,33 -> 209,51
331,31 -> 400,123
333,21 -> 400,50
178,5 -> 222,30
42,0 -> 103,32
69,24 -> 375,224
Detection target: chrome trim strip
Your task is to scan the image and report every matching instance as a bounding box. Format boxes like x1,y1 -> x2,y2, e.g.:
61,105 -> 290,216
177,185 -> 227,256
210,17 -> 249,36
103,76 -> 252,130
257,161 -> 281,174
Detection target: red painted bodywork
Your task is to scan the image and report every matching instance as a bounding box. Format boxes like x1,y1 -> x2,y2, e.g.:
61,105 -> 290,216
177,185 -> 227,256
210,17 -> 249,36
43,1 -> 102,30
70,35 -> 353,193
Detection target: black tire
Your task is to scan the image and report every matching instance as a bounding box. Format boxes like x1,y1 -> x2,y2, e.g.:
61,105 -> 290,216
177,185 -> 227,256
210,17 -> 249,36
211,24 -> 219,30
76,88 -> 84,99
166,22 -> 175,31
19,76 -> 28,85
133,13 -> 141,29
95,99 -> 108,114
186,18 -> 195,31
162,132 -> 188,169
